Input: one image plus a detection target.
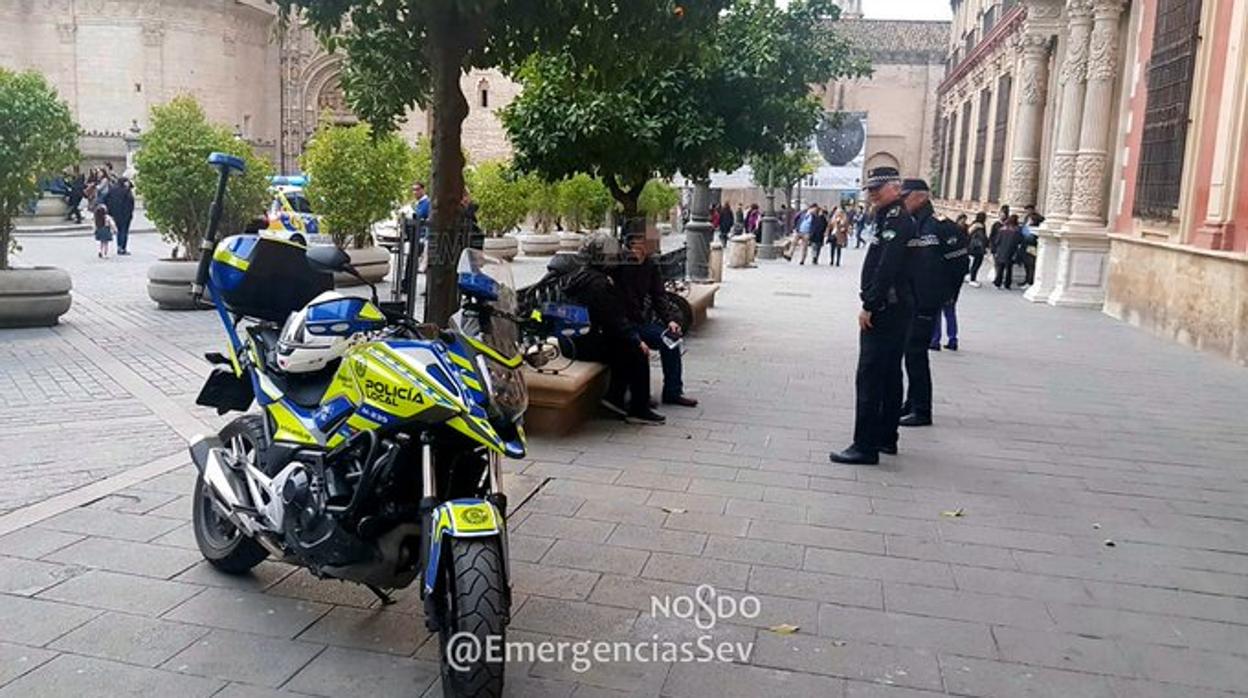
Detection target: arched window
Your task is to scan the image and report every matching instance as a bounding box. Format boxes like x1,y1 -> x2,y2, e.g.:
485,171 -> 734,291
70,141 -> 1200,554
478,78 -> 490,109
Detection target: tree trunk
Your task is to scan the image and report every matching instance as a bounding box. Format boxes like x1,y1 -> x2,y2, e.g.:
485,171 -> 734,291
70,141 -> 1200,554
606,178 -> 643,239
0,219 -> 10,270
424,31 -> 471,326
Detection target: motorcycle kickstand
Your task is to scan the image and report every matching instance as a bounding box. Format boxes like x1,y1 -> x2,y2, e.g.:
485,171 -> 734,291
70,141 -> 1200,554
366,584 -> 395,606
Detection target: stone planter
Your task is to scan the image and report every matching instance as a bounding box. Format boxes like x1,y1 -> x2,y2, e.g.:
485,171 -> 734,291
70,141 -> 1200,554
148,259 -> 213,310
482,236 -> 519,261
334,245 -> 391,287
558,231 -> 586,252
0,267 -> 73,328
520,233 -> 561,256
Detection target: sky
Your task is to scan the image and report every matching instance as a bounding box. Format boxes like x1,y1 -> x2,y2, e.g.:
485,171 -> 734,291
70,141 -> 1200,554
861,0 -> 952,21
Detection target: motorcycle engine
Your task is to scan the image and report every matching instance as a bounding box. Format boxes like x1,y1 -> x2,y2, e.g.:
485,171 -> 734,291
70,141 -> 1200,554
279,461 -> 368,567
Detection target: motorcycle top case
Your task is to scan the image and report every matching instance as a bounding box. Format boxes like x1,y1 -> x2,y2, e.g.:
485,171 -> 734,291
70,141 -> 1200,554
210,234 -> 333,322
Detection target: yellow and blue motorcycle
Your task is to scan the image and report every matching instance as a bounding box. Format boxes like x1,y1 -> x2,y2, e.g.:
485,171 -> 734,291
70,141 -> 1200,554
186,153 -> 587,697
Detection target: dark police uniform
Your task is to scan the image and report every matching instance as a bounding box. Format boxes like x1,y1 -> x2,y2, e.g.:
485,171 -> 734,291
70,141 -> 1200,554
900,195 -> 949,424
832,169 -> 916,465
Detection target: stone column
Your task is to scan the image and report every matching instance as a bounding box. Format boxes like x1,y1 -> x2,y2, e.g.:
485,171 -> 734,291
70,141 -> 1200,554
1043,0 -> 1095,223
1069,0 -> 1128,225
759,173 -> 779,260
1027,0 -> 1094,303
1047,0 -> 1127,308
685,180 -> 713,282
1005,5 -> 1059,208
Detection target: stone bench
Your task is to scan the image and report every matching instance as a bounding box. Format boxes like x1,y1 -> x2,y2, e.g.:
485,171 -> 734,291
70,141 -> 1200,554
523,361 -> 610,435
681,283 -> 719,329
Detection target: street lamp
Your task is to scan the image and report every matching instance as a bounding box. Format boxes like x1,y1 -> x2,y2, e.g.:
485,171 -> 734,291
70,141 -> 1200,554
684,180 -> 713,281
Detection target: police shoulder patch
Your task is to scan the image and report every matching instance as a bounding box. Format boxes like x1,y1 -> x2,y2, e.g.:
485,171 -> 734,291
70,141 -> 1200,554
881,230 -> 896,241
886,207 -> 900,218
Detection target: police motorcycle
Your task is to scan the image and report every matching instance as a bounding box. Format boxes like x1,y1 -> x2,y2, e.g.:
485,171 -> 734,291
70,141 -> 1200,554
186,153 -> 588,697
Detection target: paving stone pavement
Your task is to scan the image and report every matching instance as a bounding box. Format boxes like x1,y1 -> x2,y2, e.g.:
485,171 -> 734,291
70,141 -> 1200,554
1,232 -> 1247,697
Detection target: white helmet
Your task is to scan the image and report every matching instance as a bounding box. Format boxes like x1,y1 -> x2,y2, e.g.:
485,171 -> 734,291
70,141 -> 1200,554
276,301 -> 349,374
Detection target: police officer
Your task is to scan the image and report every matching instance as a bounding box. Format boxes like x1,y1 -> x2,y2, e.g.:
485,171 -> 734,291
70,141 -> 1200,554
898,178 -> 954,427
830,167 -> 916,465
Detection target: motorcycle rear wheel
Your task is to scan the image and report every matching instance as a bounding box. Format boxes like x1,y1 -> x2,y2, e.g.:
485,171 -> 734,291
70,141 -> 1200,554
192,415 -> 269,574
439,537 -> 507,698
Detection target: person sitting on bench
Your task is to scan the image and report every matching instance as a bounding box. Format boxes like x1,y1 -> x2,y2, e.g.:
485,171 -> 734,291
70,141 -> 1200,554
614,230 -> 698,408
563,231 -> 667,425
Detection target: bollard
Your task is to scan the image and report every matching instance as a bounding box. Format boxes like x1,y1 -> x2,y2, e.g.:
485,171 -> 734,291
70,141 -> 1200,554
709,240 -> 724,282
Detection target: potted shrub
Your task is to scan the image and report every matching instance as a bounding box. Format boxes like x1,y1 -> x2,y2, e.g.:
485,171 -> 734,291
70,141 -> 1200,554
639,178 -> 679,237
519,177 -> 561,255
302,120 -> 415,286
0,69 -> 79,327
556,173 -> 611,250
466,161 -> 529,261
136,96 -> 271,309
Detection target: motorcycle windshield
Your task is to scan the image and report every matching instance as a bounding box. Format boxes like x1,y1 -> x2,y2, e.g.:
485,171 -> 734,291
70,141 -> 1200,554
454,249 -> 527,421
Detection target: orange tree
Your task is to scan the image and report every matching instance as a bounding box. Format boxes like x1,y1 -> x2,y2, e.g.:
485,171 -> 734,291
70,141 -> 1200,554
280,1 -> 723,324
502,0 -> 870,225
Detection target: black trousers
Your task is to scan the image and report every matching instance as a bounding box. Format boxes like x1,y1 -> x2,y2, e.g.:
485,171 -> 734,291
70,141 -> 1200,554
831,244 -> 843,266
853,304 -> 911,452
903,311 -> 936,419
994,260 -> 1013,288
969,253 -> 984,281
1021,251 -> 1036,285
574,334 -> 652,412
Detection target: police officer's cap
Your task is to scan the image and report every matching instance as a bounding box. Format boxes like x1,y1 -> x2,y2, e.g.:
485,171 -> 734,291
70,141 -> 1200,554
900,178 -> 930,195
864,167 -> 901,191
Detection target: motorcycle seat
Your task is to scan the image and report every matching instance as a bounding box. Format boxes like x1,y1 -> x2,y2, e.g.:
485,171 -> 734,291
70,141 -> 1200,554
268,364 -> 338,409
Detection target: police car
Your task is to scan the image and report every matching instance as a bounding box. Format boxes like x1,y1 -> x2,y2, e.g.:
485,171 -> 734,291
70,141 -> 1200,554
261,176 -> 324,246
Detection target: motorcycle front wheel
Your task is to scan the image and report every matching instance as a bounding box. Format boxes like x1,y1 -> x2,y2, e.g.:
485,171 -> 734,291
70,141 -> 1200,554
191,415 -> 269,574
439,537 -> 507,698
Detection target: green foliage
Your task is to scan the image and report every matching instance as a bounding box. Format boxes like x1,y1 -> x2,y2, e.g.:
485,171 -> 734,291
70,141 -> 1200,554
134,96 -> 271,260
300,120 -> 416,248
411,137 -> 432,190
638,179 -> 679,220
748,148 -> 818,193
465,161 -> 531,237
0,68 -> 79,269
526,176 -> 561,234
557,174 -> 612,231
503,0 -> 871,216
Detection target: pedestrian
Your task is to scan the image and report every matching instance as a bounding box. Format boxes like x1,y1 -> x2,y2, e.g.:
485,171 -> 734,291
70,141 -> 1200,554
853,204 -> 867,248
794,203 -> 816,264
808,205 -> 829,264
932,211 -> 970,352
991,214 -> 1022,289
967,211 -> 988,286
718,202 -> 734,243
830,167 -> 916,465
831,206 -> 849,266
93,204 -> 116,258
65,171 -> 85,224
104,177 -> 136,255
734,203 -> 746,234
709,204 -> 721,232
1018,211 -> 1041,289
95,170 -> 113,208
746,203 -> 761,241
896,179 -> 949,428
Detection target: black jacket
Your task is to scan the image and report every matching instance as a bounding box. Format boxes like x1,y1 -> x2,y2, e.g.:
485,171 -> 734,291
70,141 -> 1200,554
991,225 -> 1022,265
612,256 -> 674,327
907,202 -> 951,311
562,266 -> 640,344
860,201 -> 916,313
104,184 -> 135,225
809,212 -> 829,244
941,223 -> 970,302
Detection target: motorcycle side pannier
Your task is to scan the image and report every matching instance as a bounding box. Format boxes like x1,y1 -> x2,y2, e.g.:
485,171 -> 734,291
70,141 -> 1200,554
210,234 -> 333,323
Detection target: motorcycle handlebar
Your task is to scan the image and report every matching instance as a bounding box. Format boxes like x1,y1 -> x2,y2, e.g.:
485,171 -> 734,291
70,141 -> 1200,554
193,153 -> 246,300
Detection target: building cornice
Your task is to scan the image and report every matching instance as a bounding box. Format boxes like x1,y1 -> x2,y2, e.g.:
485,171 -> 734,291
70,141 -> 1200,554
938,4 -> 1026,95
